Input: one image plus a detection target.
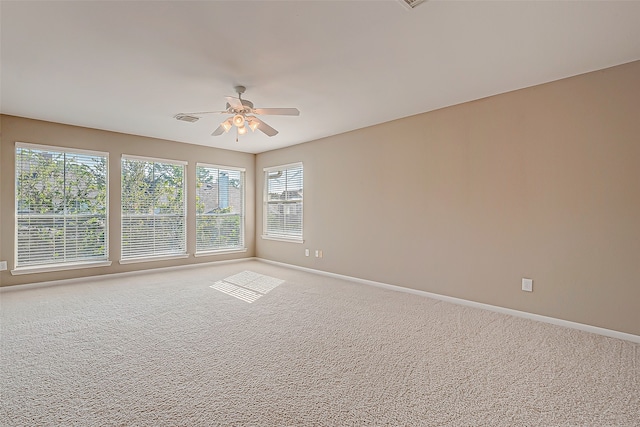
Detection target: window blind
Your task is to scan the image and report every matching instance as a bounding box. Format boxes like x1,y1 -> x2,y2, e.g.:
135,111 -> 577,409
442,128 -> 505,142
121,156 -> 186,260
195,164 -> 245,252
264,163 -> 303,240
15,144 -> 108,267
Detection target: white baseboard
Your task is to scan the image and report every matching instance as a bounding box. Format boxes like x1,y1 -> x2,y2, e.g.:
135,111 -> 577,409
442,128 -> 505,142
4,255 -> 638,344
0,257 -> 258,292
257,258 -> 640,344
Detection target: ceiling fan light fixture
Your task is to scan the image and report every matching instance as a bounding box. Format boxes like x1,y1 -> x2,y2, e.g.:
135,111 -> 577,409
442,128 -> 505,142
175,85 -> 299,141
247,118 -> 260,132
232,114 -> 245,127
221,118 -> 233,133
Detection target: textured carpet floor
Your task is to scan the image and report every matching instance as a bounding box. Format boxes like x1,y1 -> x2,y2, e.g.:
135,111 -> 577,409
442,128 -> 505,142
1,260 -> 638,426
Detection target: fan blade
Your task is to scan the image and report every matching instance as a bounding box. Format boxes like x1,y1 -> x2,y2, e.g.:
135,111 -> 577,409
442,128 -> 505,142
225,96 -> 244,110
211,125 -> 225,136
254,108 -> 300,116
178,111 -> 227,116
252,117 -> 279,137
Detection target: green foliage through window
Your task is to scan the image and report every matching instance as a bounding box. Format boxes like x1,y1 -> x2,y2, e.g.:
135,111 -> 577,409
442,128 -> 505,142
15,144 -> 108,267
121,157 -> 186,259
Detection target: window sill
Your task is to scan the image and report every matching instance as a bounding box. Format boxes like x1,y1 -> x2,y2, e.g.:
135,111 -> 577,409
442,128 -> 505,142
194,248 -> 247,257
11,260 -> 113,276
261,235 -> 304,244
119,254 -> 190,265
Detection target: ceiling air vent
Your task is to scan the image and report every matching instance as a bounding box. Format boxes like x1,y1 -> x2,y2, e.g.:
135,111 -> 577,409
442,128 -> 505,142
174,113 -> 200,123
398,0 -> 426,9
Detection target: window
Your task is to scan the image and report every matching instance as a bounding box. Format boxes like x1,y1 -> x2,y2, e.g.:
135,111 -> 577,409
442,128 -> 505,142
263,162 -> 303,241
196,164 -> 245,253
15,143 -> 109,269
121,156 -> 186,261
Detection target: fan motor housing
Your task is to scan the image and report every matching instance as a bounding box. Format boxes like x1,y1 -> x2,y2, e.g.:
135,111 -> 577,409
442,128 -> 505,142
226,99 -> 254,111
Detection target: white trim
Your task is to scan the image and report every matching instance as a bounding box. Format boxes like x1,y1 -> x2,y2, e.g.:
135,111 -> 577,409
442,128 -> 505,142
5,255 -> 637,343
11,261 -> 113,276
119,254 -> 190,265
105,156 -> 111,260
16,141 -> 109,157
263,161 -> 303,172
194,248 -> 247,257
1,258 -> 257,292
196,162 -> 246,172
261,235 -> 304,244
121,154 -> 188,166
256,258 -> 640,344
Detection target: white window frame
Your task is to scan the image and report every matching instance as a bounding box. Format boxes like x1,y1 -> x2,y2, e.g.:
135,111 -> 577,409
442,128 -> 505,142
194,163 -> 246,256
262,162 -> 304,243
120,155 -> 188,264
12,142 -> 111,274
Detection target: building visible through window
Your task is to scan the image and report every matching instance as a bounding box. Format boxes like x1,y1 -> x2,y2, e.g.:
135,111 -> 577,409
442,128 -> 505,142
263,163 -> 303,241
196,164 -> 245,253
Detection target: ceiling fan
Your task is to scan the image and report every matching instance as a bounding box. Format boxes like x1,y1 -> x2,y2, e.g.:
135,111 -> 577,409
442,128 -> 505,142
174,86 -> 300,141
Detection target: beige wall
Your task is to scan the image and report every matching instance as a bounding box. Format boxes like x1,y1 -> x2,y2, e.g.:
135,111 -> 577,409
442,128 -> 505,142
0,115 -> 255,286
2,62 -> 638,335
256,61 -> 640,335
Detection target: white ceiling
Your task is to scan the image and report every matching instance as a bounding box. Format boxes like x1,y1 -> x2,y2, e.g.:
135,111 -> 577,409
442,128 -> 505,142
2,1 -> 639,154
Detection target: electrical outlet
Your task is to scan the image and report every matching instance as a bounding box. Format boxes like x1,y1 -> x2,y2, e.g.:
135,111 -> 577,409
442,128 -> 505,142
315,250 -> 319,257
522,278 -> 533,292
318,250 -> 323,258
0,261 -> 7,271
305,249 -> 309,257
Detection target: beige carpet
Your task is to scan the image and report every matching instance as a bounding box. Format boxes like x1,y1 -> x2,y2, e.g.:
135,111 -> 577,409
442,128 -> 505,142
1,260 -> 638,426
